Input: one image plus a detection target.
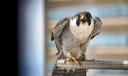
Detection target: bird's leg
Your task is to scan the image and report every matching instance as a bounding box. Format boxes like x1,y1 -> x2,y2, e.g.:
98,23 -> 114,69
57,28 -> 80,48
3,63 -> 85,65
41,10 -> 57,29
64,53 -> 80,65
76,49 -> 86,61
76,54 -> 86,61
81,54 -> 86,61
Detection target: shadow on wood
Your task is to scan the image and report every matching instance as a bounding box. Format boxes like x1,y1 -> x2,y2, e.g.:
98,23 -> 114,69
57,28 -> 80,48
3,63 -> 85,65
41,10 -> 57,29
52,68 -> 86,76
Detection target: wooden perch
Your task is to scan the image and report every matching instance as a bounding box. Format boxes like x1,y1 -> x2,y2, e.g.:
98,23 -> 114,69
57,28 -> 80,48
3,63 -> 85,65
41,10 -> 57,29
52,59 -> 128,76
56,59 -> 128,70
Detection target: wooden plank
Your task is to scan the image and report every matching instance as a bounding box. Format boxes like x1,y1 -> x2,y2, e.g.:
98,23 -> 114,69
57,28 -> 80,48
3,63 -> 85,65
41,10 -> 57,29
56,59 -> 128,70
52,68 -> 86,76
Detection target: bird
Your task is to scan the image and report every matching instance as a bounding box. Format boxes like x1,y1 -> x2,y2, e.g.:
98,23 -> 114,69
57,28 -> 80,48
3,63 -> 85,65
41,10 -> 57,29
51,11 -> 103,65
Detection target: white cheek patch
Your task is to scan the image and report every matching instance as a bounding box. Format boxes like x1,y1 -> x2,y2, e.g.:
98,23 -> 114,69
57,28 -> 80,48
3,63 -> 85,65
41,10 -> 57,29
70,18 -> 94,40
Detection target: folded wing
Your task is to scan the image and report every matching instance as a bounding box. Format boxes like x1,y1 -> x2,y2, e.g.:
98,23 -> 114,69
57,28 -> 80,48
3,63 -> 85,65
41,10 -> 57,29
51,18 -> 69,56
90,17 -> 103,39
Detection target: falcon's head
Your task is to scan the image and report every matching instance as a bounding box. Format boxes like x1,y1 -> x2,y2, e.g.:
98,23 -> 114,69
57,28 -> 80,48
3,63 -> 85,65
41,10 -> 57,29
71,11 -> 93,26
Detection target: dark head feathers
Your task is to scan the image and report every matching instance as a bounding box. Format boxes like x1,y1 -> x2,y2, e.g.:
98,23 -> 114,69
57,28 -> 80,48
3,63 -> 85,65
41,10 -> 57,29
75,11 -> 92,26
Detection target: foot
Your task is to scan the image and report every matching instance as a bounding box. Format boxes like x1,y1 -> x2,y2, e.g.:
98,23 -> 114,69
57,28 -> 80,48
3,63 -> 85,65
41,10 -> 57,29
64,53 -> 81,65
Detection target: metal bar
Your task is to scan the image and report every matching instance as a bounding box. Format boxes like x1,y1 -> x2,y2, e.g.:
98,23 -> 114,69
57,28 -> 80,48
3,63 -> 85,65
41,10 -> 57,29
56,59 -> 128,70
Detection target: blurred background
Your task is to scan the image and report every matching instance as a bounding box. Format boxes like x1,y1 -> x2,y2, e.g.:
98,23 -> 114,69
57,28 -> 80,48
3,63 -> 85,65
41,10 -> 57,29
18,0 -> 45,76
46,0 -> 128,76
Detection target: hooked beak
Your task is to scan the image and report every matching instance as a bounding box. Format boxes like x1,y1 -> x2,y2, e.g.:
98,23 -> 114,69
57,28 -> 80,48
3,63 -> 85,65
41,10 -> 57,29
80,14 -> 86,23
80,14 -> 84,20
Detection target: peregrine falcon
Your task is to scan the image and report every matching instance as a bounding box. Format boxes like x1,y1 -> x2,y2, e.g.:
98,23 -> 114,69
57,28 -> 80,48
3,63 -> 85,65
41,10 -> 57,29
51,11 -> 103,65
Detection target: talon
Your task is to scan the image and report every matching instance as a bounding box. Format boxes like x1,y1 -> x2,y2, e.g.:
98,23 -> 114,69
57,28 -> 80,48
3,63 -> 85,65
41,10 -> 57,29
72,56 -> 80,65
67,53 -> 81,65
64,56 -> 71,64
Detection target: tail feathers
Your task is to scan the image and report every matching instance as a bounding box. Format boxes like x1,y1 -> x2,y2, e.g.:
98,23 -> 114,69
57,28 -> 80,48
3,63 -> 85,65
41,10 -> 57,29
51,32 -> 54,41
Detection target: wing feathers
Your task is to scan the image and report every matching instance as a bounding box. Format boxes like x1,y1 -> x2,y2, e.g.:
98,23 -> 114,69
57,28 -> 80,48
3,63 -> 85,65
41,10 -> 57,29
51,18 -> 69,56
90,17 -> 103,39
52,18 -> 69,38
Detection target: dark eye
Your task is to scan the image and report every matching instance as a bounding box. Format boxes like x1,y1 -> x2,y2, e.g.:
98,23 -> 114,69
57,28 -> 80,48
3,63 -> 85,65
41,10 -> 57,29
76,17 -> 80,26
